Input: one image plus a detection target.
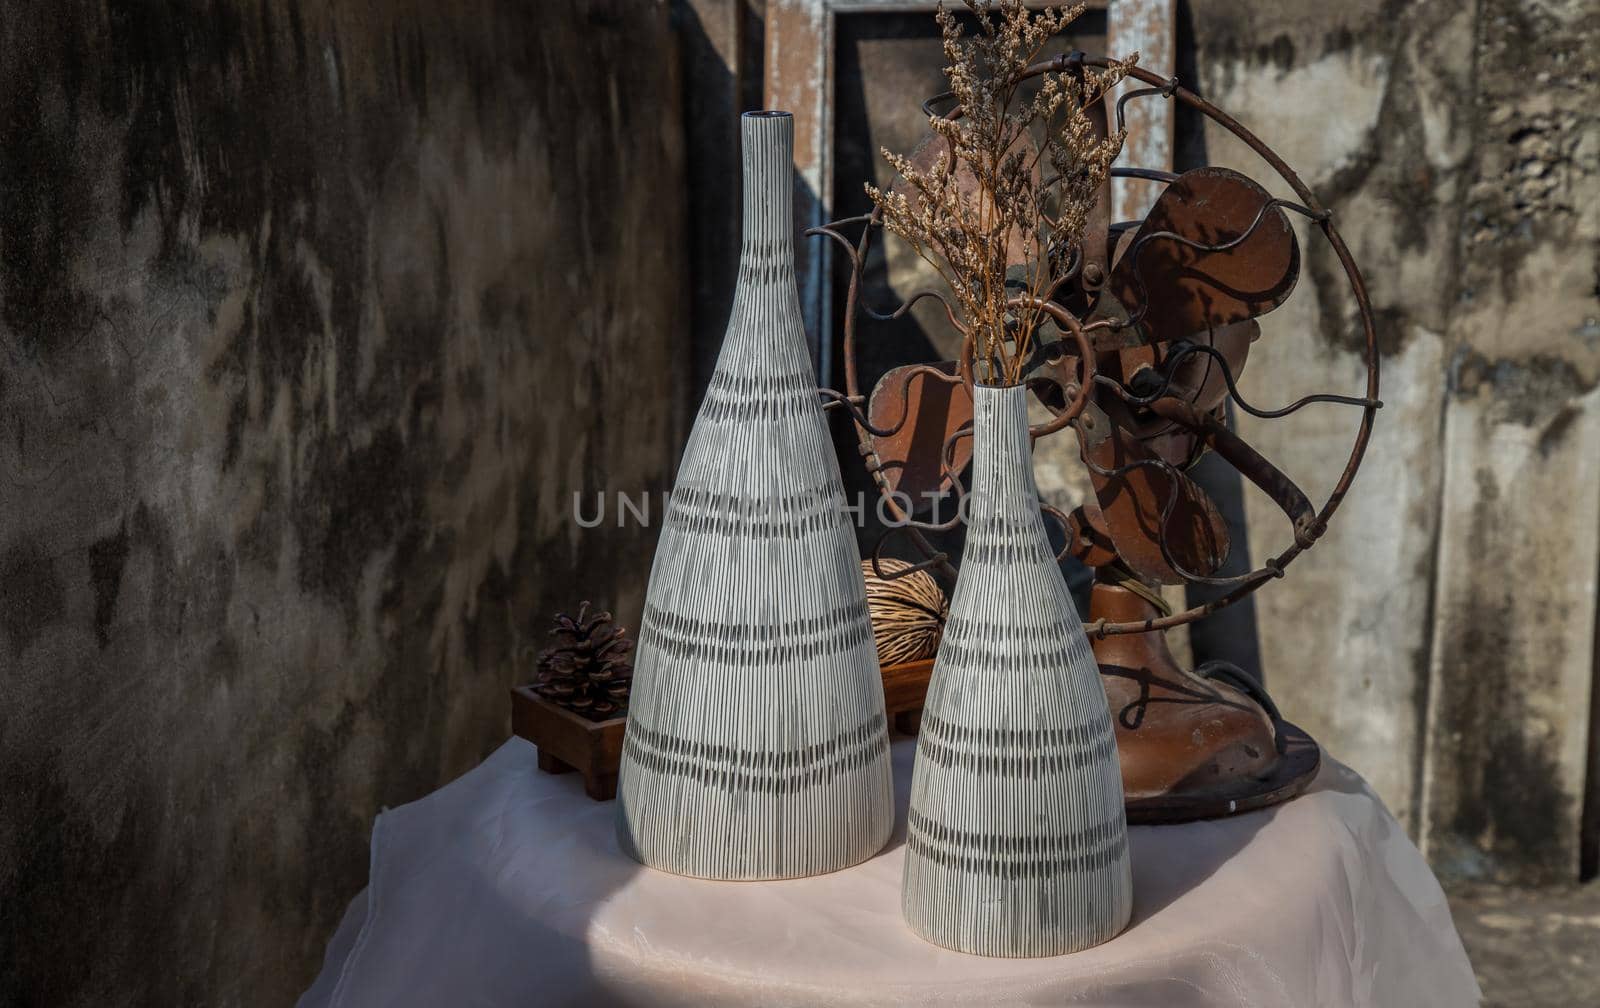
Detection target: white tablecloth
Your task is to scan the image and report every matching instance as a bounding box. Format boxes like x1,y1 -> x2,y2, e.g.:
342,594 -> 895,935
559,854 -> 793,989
300,737 -> 1479,1007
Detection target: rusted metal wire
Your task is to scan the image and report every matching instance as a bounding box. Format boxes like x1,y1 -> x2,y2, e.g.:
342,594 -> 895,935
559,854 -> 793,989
807,224 -> 968,328
1095,343 -> 1379,420
812,52 -> 1381,634
817,365 -> 961,439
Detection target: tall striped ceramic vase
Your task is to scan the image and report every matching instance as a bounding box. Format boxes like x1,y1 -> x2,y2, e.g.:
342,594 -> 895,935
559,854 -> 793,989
902,382 -> 1132,956
616,111 -> 894,880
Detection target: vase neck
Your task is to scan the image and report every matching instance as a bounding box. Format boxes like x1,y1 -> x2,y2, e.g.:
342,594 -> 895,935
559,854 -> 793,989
969,383 -> 1037,518
740,112 -> 795,252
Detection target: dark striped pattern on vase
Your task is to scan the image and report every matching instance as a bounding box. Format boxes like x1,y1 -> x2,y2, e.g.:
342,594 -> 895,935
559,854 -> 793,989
902,382 -> 1133,956
615,111 -> 894,880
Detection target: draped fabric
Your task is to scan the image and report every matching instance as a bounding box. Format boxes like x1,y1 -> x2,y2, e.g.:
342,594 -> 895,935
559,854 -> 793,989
301,737 -> 1480,1008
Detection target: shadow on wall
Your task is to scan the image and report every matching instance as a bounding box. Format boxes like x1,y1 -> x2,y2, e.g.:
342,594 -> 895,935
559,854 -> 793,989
674,0 -> 765,403
0,1 -> 688,1005
1171,0 -> 1262,682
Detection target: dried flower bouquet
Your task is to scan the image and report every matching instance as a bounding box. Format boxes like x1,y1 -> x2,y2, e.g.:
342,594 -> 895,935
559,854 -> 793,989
867,0 -> 1136,387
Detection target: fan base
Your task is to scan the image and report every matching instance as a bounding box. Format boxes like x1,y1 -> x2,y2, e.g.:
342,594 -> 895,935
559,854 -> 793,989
1123,718 -> 1320,824
1091,580 -> 1321,825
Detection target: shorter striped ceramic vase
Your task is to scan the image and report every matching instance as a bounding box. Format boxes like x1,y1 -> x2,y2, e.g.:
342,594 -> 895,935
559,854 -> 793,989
902,382 -> 1132,957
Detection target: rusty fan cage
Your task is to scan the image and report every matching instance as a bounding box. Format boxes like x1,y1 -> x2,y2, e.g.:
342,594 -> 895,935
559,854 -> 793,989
810,54 -> 1381,641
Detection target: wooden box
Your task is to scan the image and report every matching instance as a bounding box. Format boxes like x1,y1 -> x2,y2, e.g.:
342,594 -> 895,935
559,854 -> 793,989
881,657 -> 934,735
510,686 -> 625,801
512,657 -> 933,802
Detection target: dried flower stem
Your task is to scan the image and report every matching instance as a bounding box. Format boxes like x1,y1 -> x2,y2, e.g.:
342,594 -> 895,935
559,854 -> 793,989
867,0 -> 1135,385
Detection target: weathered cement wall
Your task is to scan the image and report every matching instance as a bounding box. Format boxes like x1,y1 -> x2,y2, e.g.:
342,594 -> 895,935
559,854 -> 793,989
0,2 -> 687,1005
1187,0 -> 1599,883
717,0 -> 1598,884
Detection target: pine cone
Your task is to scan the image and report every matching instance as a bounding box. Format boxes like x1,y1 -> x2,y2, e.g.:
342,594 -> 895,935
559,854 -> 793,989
533,601 -> 635,721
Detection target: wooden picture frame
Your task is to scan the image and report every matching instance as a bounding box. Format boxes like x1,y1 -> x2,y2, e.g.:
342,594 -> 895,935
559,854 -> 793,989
763,0 -> 1174,381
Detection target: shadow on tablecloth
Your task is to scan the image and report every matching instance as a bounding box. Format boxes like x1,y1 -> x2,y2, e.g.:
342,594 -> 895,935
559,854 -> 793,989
301,736 -> 1479,1008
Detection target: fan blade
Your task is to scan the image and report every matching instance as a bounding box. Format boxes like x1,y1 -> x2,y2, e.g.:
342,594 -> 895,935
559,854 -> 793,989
1093,166 -> 1299,346
1078,399 -> 1231,584
1063,501 -> 1120,568
1175,319 -> 1259,413
866,362 -> 973,511
1105,318 -> 1259,450
1142,428 -> 1206,469
1108,224 -> 1138,273
1145,395 -> 1317,543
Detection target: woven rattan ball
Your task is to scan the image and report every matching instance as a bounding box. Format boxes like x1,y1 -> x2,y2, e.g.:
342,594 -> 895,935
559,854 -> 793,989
861,558 -> 949,667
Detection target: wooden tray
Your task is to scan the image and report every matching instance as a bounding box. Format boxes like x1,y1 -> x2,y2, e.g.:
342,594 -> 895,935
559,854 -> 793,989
881,657 -> 933,735
512,658 -> 933,802
510,686 -> 625,801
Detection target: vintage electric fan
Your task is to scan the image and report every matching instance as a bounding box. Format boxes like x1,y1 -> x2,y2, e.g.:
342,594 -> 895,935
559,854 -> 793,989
813,53 -> 1381,823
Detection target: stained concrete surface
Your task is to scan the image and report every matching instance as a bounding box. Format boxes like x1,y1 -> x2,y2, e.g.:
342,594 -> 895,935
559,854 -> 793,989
1186,0 -> 1600,885
3,0 -> 1599,1004
0,2 -> 687,1005
1448,882 -> 1600,1007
